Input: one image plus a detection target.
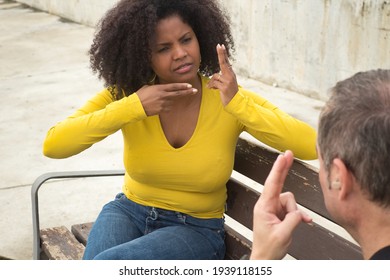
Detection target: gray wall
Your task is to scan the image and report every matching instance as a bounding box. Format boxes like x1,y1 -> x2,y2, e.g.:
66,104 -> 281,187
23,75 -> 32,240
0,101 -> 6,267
16,0 -> 390,100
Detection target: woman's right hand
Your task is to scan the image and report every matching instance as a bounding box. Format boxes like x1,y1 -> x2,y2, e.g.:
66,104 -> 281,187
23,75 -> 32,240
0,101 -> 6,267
136,83 -> 198,116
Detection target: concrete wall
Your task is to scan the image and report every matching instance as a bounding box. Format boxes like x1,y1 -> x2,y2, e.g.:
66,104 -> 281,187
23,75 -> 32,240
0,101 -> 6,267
16,0 -> 390,100
15,0 -> 116,27
225,0 -> 390,99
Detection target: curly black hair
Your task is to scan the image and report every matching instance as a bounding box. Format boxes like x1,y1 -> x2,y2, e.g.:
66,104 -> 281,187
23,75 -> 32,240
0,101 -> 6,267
89,0 -> 235,100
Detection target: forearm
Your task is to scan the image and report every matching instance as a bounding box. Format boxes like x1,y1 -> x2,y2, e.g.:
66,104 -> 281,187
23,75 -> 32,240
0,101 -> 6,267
246,112 -> 317,160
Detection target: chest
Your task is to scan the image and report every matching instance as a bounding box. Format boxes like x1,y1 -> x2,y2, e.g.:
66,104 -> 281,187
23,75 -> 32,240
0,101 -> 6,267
122,94 -> 242,185
158,94 -> 202,149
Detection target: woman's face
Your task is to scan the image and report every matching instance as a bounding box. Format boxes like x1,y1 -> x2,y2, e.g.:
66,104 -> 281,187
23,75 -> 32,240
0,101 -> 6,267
150,15 -> 201,85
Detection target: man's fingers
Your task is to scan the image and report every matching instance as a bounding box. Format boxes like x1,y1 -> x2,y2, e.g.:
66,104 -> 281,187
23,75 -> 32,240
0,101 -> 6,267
278,210 -> 305,235
280,192 -> 312,224
279,192 -> 298,213
262,151 -> 294,199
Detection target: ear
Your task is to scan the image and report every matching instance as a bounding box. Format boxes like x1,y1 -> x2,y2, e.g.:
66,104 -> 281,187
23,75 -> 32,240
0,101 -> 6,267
331,158 -> 354,200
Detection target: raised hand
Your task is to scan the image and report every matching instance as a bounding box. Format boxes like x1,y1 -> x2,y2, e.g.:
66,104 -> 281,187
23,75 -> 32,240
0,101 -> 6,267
137,83 -> 198,116
250,150 -> 312,260
207,44 -> 239,106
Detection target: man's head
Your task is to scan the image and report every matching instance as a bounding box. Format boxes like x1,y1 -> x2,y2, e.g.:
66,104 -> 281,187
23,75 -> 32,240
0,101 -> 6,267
317,69 -> 390,210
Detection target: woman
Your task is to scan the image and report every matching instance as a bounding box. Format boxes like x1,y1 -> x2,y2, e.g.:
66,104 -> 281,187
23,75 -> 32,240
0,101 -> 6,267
43,0 -> 317,260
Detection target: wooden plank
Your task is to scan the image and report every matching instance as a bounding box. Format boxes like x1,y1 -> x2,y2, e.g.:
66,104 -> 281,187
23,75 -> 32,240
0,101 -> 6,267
234,138 -> 331,220
226,178 -> 259,230
224,224 -> 251,260
289,223 -> 363,260
40,226 -> 84,260
72,222 -> 93,246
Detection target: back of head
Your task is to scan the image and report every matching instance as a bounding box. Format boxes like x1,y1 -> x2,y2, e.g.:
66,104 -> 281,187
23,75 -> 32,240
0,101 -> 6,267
318,69 -> 390,207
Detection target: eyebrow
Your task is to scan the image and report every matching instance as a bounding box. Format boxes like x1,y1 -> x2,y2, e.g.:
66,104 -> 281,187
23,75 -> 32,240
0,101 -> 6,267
156,31 -> 192,46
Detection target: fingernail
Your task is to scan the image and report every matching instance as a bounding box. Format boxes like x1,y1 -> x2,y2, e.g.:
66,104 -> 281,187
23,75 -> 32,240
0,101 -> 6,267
217,43 -> 221,48
187,84 -> 192,88
192,88 -> 198,93
222,44 -> 226,50
301,210 -> 312,220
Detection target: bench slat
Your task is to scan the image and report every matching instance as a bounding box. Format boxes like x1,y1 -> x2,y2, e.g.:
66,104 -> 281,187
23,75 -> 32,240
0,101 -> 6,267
290,222 -> 362,260
40,226 -> 84,260
234,138 -> 331,220
226,178 -> 258,229
224,224 -> 251,260
71,222 -> 93,246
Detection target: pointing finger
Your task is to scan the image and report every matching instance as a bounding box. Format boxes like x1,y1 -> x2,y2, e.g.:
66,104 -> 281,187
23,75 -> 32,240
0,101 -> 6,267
262,151 -> 294,200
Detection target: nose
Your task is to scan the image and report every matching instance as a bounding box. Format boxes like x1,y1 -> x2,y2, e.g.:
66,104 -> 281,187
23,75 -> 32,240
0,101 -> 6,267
173,45 -> 187,60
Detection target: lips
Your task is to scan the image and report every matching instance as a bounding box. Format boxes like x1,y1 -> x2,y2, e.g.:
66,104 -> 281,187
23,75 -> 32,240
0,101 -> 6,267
174,63 -> 193,74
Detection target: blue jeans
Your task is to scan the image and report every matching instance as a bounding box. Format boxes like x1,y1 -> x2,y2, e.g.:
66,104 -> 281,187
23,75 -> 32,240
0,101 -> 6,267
83,193 -> 226,260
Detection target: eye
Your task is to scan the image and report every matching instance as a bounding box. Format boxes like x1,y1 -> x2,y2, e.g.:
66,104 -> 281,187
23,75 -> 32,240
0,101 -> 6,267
182,36 -> 192,44
157,46 -> 169,53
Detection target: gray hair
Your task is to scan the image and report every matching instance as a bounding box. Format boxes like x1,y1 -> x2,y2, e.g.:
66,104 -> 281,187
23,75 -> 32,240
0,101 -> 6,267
317,69 -> 390,207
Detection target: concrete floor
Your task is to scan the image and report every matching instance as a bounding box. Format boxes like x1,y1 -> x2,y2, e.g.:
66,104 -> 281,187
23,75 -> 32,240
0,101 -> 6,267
0,1 -> 323,260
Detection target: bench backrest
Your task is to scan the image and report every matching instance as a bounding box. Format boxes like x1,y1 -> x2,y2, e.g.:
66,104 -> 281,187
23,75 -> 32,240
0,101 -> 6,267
224,137 -> 363,260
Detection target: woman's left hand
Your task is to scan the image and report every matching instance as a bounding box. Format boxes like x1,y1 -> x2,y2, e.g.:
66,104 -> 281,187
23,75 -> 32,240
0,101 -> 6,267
207,44 -> 239,106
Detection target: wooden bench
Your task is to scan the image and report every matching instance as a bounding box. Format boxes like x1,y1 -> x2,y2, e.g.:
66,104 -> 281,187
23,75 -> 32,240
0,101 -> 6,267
31,136 -> 363,260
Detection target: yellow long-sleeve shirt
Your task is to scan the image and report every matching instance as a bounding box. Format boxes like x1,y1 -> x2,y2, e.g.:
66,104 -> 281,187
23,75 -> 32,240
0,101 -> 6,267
43,75 -> 317,218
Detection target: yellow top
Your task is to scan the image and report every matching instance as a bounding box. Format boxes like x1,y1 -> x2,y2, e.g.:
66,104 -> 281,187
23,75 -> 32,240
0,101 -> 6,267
43,75 -> 317,218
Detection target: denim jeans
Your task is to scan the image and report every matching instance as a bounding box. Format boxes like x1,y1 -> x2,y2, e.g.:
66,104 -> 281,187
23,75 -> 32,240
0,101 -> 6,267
83,193 -> 226,260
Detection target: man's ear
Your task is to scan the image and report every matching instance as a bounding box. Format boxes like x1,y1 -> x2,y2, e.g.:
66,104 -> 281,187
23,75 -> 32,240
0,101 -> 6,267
331,158 -> 354,200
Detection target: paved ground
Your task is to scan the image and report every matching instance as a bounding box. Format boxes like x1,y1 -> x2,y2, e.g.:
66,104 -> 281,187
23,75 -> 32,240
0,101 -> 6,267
0,1 -> 324,259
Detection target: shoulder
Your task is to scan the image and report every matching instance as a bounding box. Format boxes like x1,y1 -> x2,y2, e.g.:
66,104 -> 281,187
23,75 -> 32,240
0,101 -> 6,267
370,245 -> 390,260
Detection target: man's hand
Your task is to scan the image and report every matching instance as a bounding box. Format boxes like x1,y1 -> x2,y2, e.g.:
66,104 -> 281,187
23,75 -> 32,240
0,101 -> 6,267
250,150 -> 312,260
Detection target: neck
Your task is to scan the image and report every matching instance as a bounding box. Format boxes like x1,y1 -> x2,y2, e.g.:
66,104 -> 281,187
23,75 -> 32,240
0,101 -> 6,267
351,203 -> 390,259
172,74 -> 202,107
187,73 -> 202,92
